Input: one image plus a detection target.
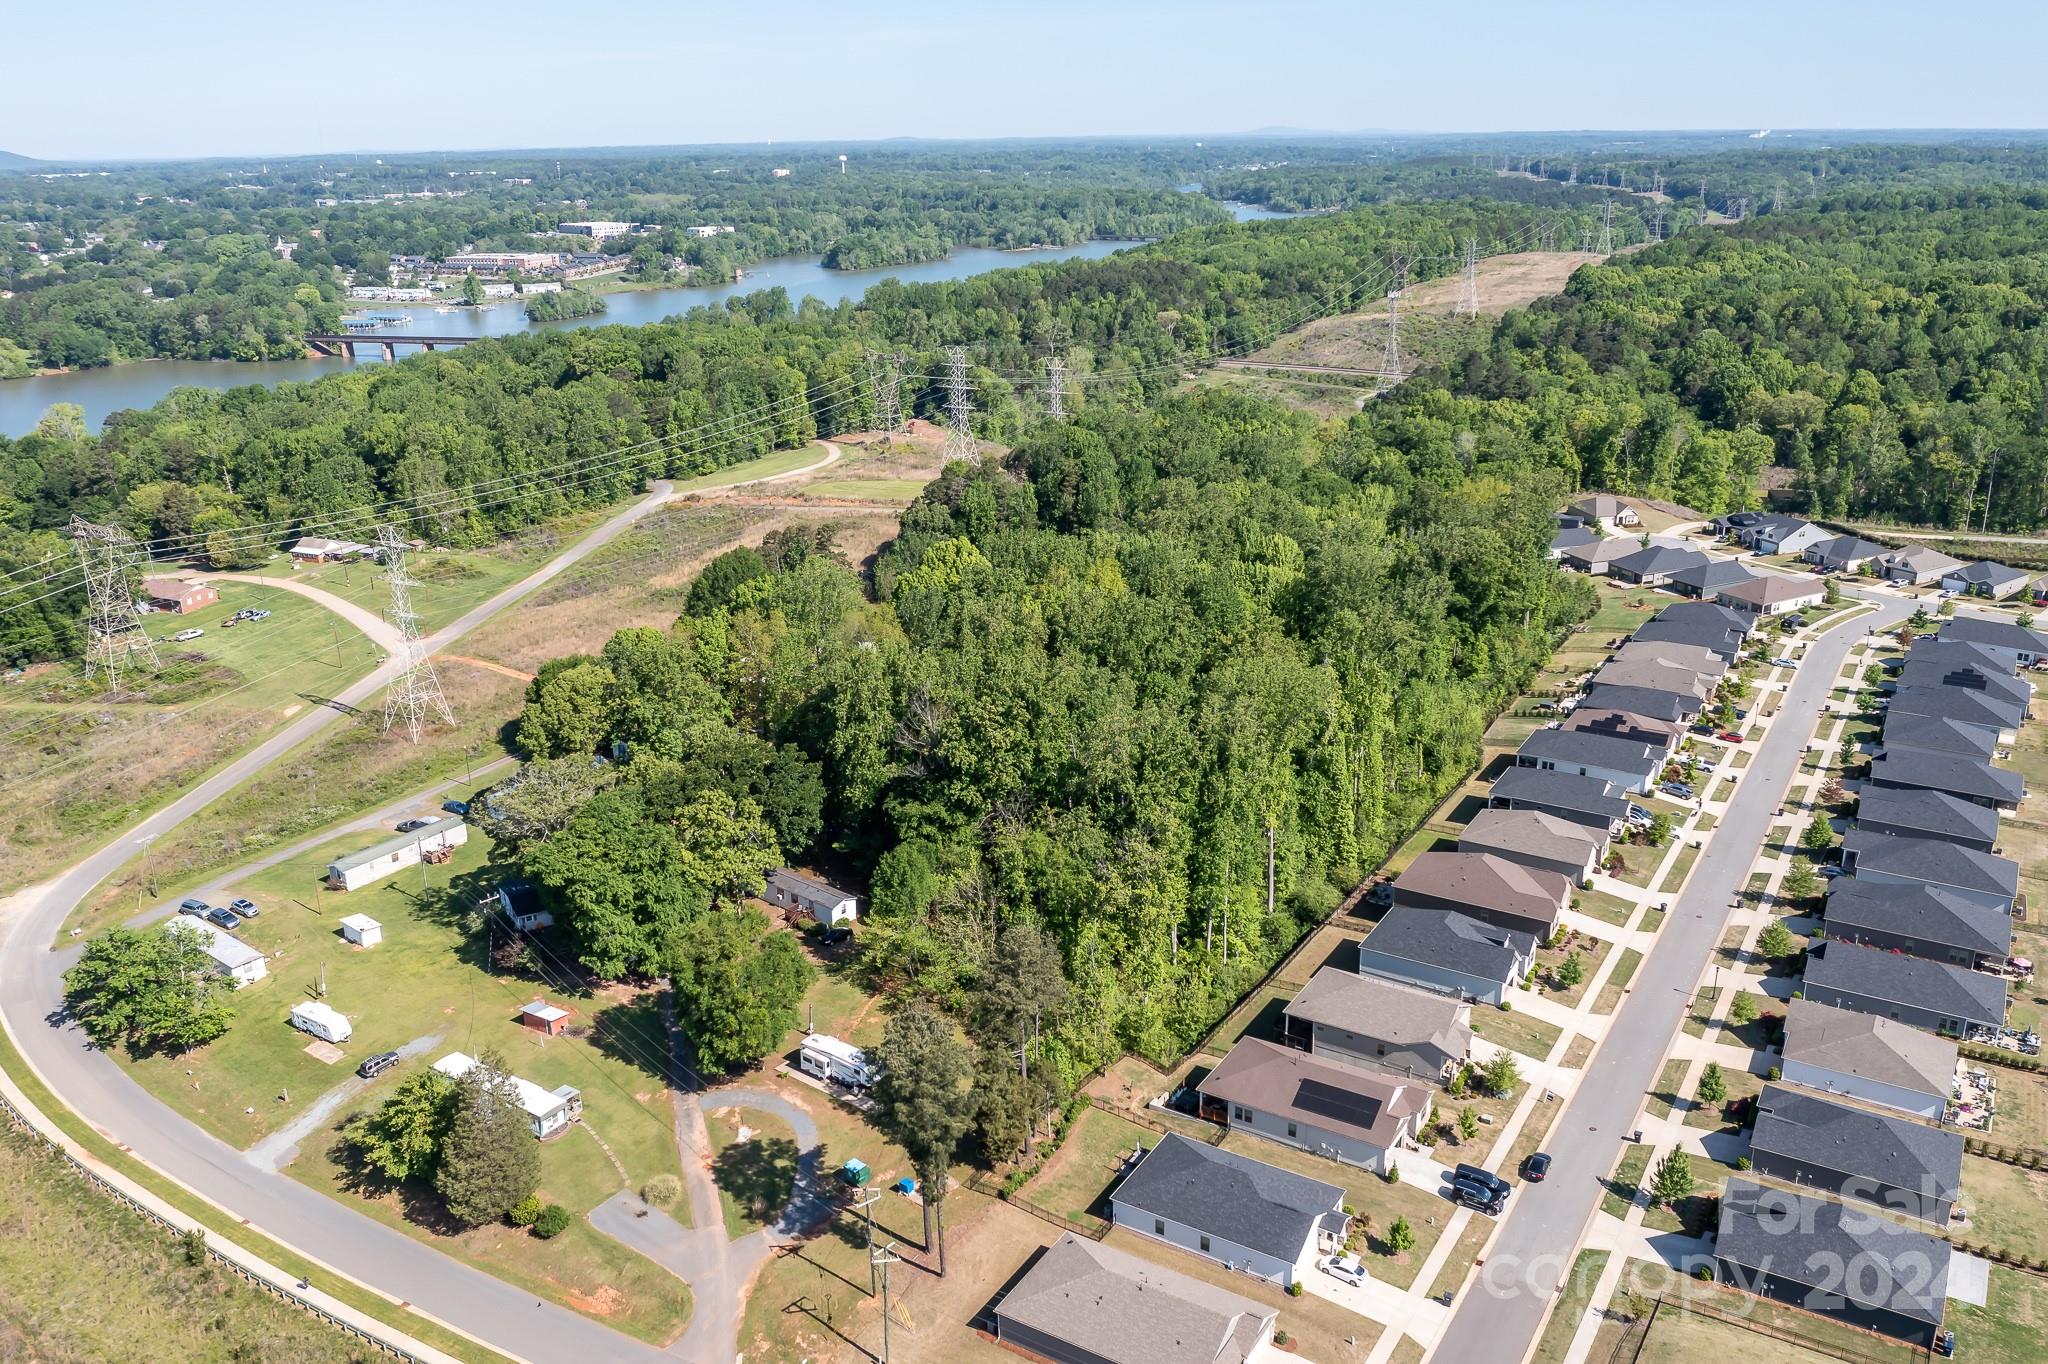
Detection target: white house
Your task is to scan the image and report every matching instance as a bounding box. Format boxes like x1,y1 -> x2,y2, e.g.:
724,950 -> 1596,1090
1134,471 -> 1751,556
1876,544 -> 1966,586
289,1000 -> 353,1044
326,817 -> 467,892
494,882 -> 555,932
339,914 -> 382,947
1716,574 -> 1826,617
170,918 -> 267,988
1568,494 -> 1638,532
764,868 -> 858,925
287,536 -> 377,564
432,1052 -> 582,1139
1109,1133 -> 1348,1288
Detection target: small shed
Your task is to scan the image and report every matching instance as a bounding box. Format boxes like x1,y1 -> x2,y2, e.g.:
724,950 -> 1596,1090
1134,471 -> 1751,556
143,577 -> 219,615
518,999 -> 573,1037
289,1000 -> 353,1044
339,913 -> 382,947
765,868 -> 859,926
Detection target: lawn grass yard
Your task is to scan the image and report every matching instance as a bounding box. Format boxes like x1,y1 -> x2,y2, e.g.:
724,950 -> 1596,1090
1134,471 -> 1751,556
1602,1144 -> 1651,1219
707,1106 -> 799,1238
1575,887 -> 1640,928
1654,841 -> 1699,895
1534,934 -> 1611,1009
1592,948 -> 1643,1015
1472,1004 -> 1563,1061
1560,1033 -> 1597,1069
1647,1059 -> 1689,1121
1683,1066 -> 1762,1131
803,477 -> 927,500
1682,987 -> 1720,1039
1201,985 -> 1291,1057
1530,1248 -> 1609,1364
1213,1132 -> 1450,1289
1016,1104 -> 1151,1229
1959,1157 -> 2048,1264
1634,1299 -> 1881,1364
1945,1264 -> 2048,1364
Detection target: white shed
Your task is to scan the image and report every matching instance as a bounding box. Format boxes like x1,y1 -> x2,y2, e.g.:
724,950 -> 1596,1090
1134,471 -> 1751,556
289,1000 -> 353,1044
339,913 -> 383,947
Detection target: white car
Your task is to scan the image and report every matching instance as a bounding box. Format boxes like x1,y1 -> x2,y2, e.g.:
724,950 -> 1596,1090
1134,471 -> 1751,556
171,627 -> 205,642
1320,1254 -> 1369,1286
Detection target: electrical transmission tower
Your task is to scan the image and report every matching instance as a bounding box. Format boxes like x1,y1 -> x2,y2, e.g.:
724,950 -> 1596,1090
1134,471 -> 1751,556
1649,205 -> 1667,241
1567,163 -> 1577,185
69,515 -> 160,690
1597,201 -> 1615,254
1377,252 -> 1406,386
1730,196 -> 1751,222
1455,236 -> 1480,315
939,346 -> 978,462
865,349 -> 902,433
1045,356 -> 1068,422
376,525 -> 453,744
1699,183 -> 1710,227
1772,179 -> 1787,214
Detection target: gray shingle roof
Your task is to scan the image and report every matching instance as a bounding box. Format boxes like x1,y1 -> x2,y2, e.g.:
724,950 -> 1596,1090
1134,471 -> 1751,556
1878,712 -> 1998,761
1716,1179 -> 1951,1328
1578,682 -> 1694,722
1656,601 -> 1751,633
1806,534 -> 1890,562
1951,560 -> 2028,590
1490,766 -> 1631,820
1551,526 -> 1600,553
1459,807 -> 1606,863
1630,618 -> 1745,658
1718,574 -> 1825,607
1782,999 -> 1959,1100
1905,638 -> 2016,676
1893,660 -> 2031,706
1284,967 -> 1473,1057
1866,752 -> 2023,806
996,1233 -> 1277,1364
1842,831 -> 2019,900
1112,1133 -> 1343,1264
1359,908 -> 1535,983
1881,544 -> 1965,576
1805,941 -> 2007,1029
1517,728 -> 1662,774
1854,786 -> 2001,846
1752,1084 -> 1963,1203
1887,684 -> 2026,734
1666,558 -> 1757,595
1824,879 -> 2013,959
1611,544 -> 1708,578
1940,616 -> 2048,656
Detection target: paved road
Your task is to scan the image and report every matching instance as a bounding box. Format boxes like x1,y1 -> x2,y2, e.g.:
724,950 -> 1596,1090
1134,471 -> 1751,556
1433,593 -> 1909,1364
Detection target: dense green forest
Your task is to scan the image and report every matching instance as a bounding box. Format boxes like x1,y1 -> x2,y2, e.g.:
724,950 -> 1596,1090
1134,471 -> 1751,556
498,385 -> 1592,1087
521,287 -> 607,322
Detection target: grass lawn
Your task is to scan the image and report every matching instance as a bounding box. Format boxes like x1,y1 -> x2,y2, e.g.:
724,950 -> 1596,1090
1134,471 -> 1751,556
1533,934 -> 1611,1009
1959,1158 -> 2048,1264
1945,1264 -> 2048,1364
1473,1004 -> 1563,1062
1105,1223 -> 1384,1361
1991,1062 -> 2048,1149
1655,842 -> 1700,895
1592,948 -> 1643,1015
1575,888 -> 1640,928
1613,841 -> 1668,888
1530,1248 -> 1609,1364
707,1106 -> 800,1238
1602,1144 -> 1651,1219
1017,1105 -> 1152,1229
1647,1059 -> 1690,1121
285,518 -> 600,635
1385,826 -> 1460,876
803,477 -> 927,501
1560,1034 -> 1597,1069
1213,1133 -> 1450,1289
1683,1067 -> 1763,1132
1638,906 -> 1668,935
1682,987 -> 1721,1039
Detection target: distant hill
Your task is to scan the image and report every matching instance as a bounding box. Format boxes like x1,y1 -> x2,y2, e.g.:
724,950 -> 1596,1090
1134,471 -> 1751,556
0,149 -> 43,171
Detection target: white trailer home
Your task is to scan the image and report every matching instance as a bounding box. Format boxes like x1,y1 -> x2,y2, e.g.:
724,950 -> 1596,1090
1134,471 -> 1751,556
170,919 -> 268,988
799,1033 -> 878,1088
432,1052 -> 582,1139
765,868 -> 859,925
289,1000 -> 353,1044
325,816 -> 468,892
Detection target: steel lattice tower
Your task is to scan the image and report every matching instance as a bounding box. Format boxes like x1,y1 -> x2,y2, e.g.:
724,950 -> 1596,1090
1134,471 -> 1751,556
69,515 -> 160,690
940,346 -> 978,462
1597,200 -> 1615,254
1045,357 -> 1068,421
1377,253 -> 1406,388
376,524 -> 453,744
865,349 -> 902,433
1455,236 -> 1480,315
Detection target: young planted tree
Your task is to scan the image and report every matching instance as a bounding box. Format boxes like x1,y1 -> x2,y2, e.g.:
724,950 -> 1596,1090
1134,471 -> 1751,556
1728,992 -> 1760,1026
1801,816 -> 1834,855
872,1006 -> 975,1274
1650,1149 -> 1695,1207
1781,860 -> 1821,901
1756,920 -> 1797,961
1696,1061 -> 1727,1106
1644,812 -> 1673,848
1554,952 -> 1586,991
1481,1051 -> 1521,1097
1385,1215 -> 1416,1254
62,925 -> 237,1054
1457,1106 -> 1480,1142
434,1051 -> 542,1227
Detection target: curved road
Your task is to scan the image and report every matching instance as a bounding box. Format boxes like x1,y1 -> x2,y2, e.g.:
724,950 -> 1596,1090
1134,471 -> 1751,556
209,571 -> 407,652
1433,590 -> 1911,1364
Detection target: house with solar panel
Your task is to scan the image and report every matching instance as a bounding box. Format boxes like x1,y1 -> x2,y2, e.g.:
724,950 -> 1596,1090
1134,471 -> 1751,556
1195,1037 -> 1432,1173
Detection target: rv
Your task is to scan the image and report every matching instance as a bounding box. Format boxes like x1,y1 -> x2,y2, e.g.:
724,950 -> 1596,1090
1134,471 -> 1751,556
799,1033 -> 878,1088
289,1000 -> 354,1044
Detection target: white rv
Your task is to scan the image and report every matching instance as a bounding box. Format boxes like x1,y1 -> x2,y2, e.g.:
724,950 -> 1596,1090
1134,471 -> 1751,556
799,1033 -> 877,1088
289,1000 -> 353,1044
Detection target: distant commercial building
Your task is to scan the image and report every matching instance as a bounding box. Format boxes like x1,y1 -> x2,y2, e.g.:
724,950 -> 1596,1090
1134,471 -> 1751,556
441,251 -> 566,275
688,224 -> 736,237
555,220 -> 640,240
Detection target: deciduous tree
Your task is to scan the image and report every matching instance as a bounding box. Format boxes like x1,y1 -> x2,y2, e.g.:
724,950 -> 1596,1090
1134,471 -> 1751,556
668,907 -> 813,1073
63,925 -> 237,1054
434,1051 -> 541,1227
872,1006 -> 974,1274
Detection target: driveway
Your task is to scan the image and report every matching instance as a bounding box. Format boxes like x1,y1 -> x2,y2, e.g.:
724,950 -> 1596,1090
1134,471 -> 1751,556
1432,591 -> 1909,1364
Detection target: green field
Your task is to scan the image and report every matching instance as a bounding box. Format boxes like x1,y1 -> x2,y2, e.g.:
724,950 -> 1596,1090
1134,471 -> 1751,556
804,477 -> 928,501
707,1106 -> 800,1238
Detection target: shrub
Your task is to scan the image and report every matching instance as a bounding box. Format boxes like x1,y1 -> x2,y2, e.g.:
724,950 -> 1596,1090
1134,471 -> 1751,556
1735,1156 -> 1752,1171
1692,1265 -> 1713,1281
1385,1215 -> 1416,1253
641,1175 -> 682,1209
1381,1159 -> 1399,1185
507,1195 -> 543,1228
180,1227 -> 207,1267
1288,1281 -> 1303,1297
1274,1329 -> 1290,1347
531,1203 -> 573,1239
1767,1066 -> 1782,1081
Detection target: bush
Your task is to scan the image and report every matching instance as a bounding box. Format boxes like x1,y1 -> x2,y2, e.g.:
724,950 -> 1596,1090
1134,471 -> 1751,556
641,1174 -> 682,1209
1767,1066 -> 1782,1081
1288,1281 -> 1303,1297
531,1203 -> 573,1239
1735,1155 -> 1752,1171
1275,1329 -> 1291,1347
1692,1265 -> 1713,1281
507,1195 -> 543,1228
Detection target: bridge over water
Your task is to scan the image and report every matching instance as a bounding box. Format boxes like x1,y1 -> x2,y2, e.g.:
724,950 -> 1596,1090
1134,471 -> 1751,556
303,333 -> 479,360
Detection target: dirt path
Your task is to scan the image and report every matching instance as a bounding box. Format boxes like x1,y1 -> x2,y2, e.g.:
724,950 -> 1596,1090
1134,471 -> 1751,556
208,572 -> 404,652
436,654 -> 534,682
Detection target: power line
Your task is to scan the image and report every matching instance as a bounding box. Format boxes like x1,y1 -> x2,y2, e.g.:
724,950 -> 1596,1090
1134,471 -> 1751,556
1378,249 -> 1406,391
69,515 -> 160,691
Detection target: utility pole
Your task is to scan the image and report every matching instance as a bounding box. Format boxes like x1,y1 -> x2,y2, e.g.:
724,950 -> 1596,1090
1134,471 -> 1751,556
871,1242 -> 903,1364
1649,205 -> 1667,242
852,1189 -> 882,1294
939,346 -> 977,463
1455,236 -> 1480,315
69,515 -> 161,691
1045,356 -> 1067,422
376,525 -> 453,744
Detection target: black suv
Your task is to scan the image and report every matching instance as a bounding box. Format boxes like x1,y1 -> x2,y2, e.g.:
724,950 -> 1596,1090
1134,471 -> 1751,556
1452,1178 -> 1506,1215
1453,1163 -> 1511,1200
357,1051 -> 401,1080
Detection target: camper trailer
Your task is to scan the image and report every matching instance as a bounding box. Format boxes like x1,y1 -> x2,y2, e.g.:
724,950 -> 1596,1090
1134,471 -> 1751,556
289,1000 -> 353,1044
799,1033 -> 877,1088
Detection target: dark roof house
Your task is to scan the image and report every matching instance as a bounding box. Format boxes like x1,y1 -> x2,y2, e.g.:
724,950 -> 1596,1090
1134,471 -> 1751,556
1801,940 -> 2007,1038
1609,543 -> 1708,585
1390,850 -> 1570,937
1939,615 -> 2048,662
1283,968 -> 1473,1082
1878,712 -> 1998,763
1356,908 -> 1537,1005
1750,1083 -> 1964,1226
1853,786 -> 2001,851
1665,557 -> 1757,599
1865,752 -> 2023,809
1841,831 -> 2018,909
1821,878 -> 2013,968
1489,765 -> 1631,832
1110,1134 -> 1347,1276
1458,806 -> 1607,881
1886,684 -> 2026,736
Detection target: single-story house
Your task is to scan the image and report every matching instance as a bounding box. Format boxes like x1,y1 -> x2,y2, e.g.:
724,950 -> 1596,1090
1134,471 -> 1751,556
1628,616 -> 1747,662
142,576 -> 218,614
432,1052 -> 583,1139
1879,711 -> 1998,764
1458,807 -> 1606,882
1885,684 -> 2024,741
1865,752 -> 2022,810
1713,510 -> 1765,534
1653,600 -> 1753,636
1780,999 -> 1958,1121
1939,615 -> 2048,668
493,881 -> 555,933
1892,658 -> 2031,708
992,1233 -> 1278,1364
1391,850 -> 1570,940
1109,1134 -> 1347,1288
1590,657 -> 1714,703
1577,681 -> 1698,725
1568,494 -> 1639,531
1716,574 -> 1827,617
1489,766 -> 1631,834
338,913 -> 382,947
1802,534 -> 1890,574
1749,1084 -> 1963,1227
1746,515 -> 1832,557
1821,879 -> 2012,971
1876,544 -> 1966,586
518,999 -> 573,1036
1356,908 -> 1536,1006
169,918 -> 267,988
1283,967 -> 1473,1083
1800,940 -> 2006,1040
1612,639 -> 1729,683
1665,557 -> 1756,600
764,868 -> 859,925
1558,538 -> 1643,575
1514,727 -> 1663,795
287,536 -> 377,564
1852,785 -> 2001,853
1942,559 -> 2031,600
1840,831 -> 2018,912
1609,544 -> 1707,586
1548,525 -> 1601,560
1197,1037 -> 1432,1173
1562,707 -> 1685,755
1903,636 -> 2017,678
1715,1179 -> 1951,1347
326,816 -> 468,892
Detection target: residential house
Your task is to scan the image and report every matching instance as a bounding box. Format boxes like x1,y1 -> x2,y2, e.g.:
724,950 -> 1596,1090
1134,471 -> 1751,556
763,868 -> 859,925
1745,515 -> 1832,556
1716,574 -> 1827,618
1780,999 -> 1958,1120
1876,544 -> 1966,586
1820,880 -> 2012,971
1589,657 -> 1714,704
1568,494 -> 1638,531
1548,525 -> 1601,560
1852,786 -> 2001,853
1562,707 -> 1685,755
1609,544 -> 1707,586
142,577 -> 218,614
1355,907 -> 1536,1006
1282,967 -> 1473,1083
1749,1084 -> 1963,1227
992,1233 -> 1279,1364
1800,940 -> 2006,1039
1939,615 -> 2048,668
1391,850 -> 1570,939
1902,636 -> 2018,678
1715,1179 -> 1951,1347
1197,1037 -> 1432,1173
1941,560 -> 2031,600
1839,831 -> 2018,911
1489,766 -> 1631,834
1576,681 -> 1698,725
1558,538 -> 1643,575
494,881 -> 555,932
1514,727 -> 1663,795
432,1052 -> 582,1139
1611,639 -> 1729,683
1712,510 -> 1765,536
1629,613 -> 1747,662
1458,807 -> 1606,882
1651,600 -> 1753,636
169,918 -> 267,988
1878,712 -> 1998,764
1886,684 -> 2024,741
1864,752 -> 2022,810
286,536 -> 376,564
1665,557 -> 1757,600
1892,658 -> 2031,709
325,816 -> 468,892
1109,1134 -> 1347,1288
1802,534 -> 1890,574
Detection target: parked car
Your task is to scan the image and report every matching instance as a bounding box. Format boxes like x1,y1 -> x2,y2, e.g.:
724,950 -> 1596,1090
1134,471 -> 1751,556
441,799 -> 469,817
221,615 -> 240,628
204,906 -> 241,930
1660,782 -> 1694,800
1717,730 -> 1745,743
177,897 -> 208,915
1818,865 -> 1846,879
1453,1163 -> 1512,1200
1770,656 -> 1798,667
1522,1152 -> 1552,1182
356,1050 -> 402,1080
395,817 -> 437,832
1320,1254 -> 1370,1286
228,897 -> 259,917
1785,616 -> 1808,628
171,627 -> 205,642
247,609 -> 271,622
1452,1178 -> 1506,1215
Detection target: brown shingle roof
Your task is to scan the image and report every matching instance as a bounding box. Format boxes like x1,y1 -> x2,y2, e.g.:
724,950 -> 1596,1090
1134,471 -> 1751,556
1393,851 -> 1570,922
1197,1038 -> 1430,1149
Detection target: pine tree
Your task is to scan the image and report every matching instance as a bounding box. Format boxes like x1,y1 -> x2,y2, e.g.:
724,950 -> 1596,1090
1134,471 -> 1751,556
873,1007 -> 975,1274
1385,1215 -> 1416,1253
434,1051 -> 541,1227
1697,1061 -> 1727,1105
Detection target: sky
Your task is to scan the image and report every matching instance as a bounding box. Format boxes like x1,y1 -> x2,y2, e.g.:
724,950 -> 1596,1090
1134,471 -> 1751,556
10,0 -> 2048,161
